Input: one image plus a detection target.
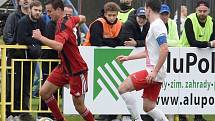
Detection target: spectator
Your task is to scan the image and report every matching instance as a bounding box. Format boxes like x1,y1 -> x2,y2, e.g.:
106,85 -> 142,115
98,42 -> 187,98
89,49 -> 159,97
15,0 -> 45,119
0,12 -> 9,36
3,0 -> 31,119
160,4 -> 179,47
160,4 -> 179,121
84,2 -> 122,47
16,0 -> 45,56
41,12 -> 51,25
3,0 -> 30,45
179,0 -> 215,121
32,12 -> 51,100
118,0 -> 135,23
64,4 -> 81,45
32,63 -> 41,98
84,2 -> 123,121
174,5 -> 188,35
119,7 -> 149,47
179,0 -> 215,48
64,4 -> 74,17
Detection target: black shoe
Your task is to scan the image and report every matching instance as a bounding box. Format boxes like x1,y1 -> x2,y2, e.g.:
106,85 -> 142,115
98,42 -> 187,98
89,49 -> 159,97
141,115 -> 153,121
19,113 -> 34,121
37,113 -> 54,119
194,118 -> 207,121
179,115 -> 188,121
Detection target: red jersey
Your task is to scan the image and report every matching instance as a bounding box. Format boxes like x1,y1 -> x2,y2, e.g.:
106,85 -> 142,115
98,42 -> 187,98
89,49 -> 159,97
55,16 -> 88,75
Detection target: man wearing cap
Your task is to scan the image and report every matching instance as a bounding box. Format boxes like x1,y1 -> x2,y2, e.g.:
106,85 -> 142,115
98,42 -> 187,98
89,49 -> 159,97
160,4 -> 179,47
119,7 -> 150,47
179,0 -> 215,48
179,0 -> 215,121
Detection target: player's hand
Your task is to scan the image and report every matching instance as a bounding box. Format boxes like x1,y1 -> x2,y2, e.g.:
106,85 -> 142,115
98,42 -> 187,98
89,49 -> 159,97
103,35 -> 112,38
32,29 -> 42,41
146,70 -> 158,83
116,55 -> 129,63
124,38 -> 137,46
211,40 -> 215,47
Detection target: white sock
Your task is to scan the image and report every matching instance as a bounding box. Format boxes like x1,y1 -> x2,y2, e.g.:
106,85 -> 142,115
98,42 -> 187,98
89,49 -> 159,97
121,93 -> 142,121
147,107 -> 169,121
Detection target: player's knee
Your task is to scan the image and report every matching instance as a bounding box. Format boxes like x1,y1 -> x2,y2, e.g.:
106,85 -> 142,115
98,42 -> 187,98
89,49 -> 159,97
118,82 -> 131,94
39,89 -> 45,99
118,86 -> 124,95
73,98 -> 85,113
143,104 -> 155,112
39,88 -> 50,100
74,103 -> 85,113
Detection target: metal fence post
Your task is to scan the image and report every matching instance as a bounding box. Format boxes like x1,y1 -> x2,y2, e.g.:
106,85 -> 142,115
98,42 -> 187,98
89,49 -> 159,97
1,46 -> 7,121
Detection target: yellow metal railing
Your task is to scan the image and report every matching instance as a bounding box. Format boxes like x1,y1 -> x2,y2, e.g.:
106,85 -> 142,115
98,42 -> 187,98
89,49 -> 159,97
1,45 -> 7,121
0,45 -> 60,121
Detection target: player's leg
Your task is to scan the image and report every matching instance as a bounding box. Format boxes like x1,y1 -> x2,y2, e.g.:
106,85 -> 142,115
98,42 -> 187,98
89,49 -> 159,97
39,80 -> 64,121
118,76 -> 142,121
39,67 -> 66,121
143,82 -> 168,121
118,76 -> 135,94
72,95 -> 94,121
118,70 -> 149,121
144,98 -> 168,121
70,72 -> 94,121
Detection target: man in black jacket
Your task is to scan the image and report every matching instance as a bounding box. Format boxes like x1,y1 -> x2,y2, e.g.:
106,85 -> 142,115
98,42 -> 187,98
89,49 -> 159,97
3,0 -> 30,45
119,7 -> 149,47
13,0 -> 45,119
16,1 -> 45,49
3,0 -> 32,119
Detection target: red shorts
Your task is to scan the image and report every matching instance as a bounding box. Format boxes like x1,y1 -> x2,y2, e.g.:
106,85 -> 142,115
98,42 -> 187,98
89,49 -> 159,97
47,65 -> 88,96
130,70 -> 162,102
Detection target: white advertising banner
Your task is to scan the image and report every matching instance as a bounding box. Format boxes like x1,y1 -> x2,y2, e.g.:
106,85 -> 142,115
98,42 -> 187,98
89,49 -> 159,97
63,47 -> 215,114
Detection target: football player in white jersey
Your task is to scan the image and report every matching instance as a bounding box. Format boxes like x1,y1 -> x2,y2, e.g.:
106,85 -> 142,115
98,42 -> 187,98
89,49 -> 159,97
116,0 -> 169,121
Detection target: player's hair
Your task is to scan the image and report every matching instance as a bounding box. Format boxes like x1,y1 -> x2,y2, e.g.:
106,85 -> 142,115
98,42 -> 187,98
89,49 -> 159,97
45,0 -> 64,11
145,0 -> 161,13
196,0 -> 209,8
104,2 -> 120,13
64,4 -> 73,10
30,0 -> 42,9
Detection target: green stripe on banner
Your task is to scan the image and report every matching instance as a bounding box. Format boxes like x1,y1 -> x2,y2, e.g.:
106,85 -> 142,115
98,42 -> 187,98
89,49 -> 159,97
109,63 -> 125,83
102,64 -> 119,88
98,72 -> 119,100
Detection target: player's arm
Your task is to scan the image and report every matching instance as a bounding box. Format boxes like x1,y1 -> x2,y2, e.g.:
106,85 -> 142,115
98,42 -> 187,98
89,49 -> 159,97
127,50 -> 147,60
32,29 -> 63,51
154,35 -> 169,73
75,15 -> 86,27
116,50 -> 146,63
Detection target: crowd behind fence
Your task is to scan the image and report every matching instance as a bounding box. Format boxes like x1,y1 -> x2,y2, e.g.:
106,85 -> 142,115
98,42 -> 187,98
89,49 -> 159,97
0,45 -> 61,121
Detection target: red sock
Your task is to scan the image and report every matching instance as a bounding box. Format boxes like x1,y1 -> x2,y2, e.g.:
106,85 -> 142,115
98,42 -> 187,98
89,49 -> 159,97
45,95 -> 64,120
81,108 -> 94,121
